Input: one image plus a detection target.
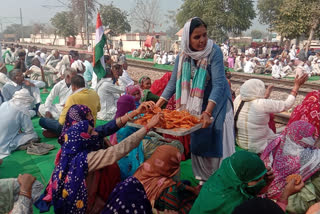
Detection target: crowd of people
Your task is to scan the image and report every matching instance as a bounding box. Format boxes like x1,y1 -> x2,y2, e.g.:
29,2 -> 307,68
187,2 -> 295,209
221,42 -> 320,79
0,17 -> 320,214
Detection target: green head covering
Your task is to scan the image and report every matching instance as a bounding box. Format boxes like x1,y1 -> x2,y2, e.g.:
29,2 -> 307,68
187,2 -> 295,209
190,151 -> 267,214
139,76 -> 150,85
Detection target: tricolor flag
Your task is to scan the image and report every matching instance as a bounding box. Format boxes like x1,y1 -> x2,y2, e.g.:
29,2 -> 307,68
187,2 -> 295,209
93,13 -> 106,80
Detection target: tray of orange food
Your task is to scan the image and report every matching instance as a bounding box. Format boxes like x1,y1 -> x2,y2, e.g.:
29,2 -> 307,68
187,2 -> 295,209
127,107 -> 202,136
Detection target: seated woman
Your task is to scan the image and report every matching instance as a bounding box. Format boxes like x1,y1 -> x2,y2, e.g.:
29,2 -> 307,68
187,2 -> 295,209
287,90 -> 320,138
51,113 -> 163,213
101,176 -> 153,214
37,102 -> 156,213
190,151 -> 304,214
134,145 -> 198,213
110,95 -> 184,180
139,76 -> 160,103
125,85 -> 141,108
261,121 -> 320,214
234,75 -> 307,154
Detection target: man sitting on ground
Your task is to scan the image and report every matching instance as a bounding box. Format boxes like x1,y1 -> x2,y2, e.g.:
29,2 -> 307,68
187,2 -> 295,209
96,67 -> 124,121
3,47 -> 15,64
0,89 -> 38,158
39,75 -> 100,137
118,60 -> 134,88
2,69 -> 41,115
38,68 -> 77,120
0,62 -> 9,90
29,58 -> 57,87
45,50 -> 61,68
83,54 -> 94,86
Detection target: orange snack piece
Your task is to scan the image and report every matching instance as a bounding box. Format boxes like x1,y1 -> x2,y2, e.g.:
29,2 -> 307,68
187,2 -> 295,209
286,174 -> 302,185
134,109 -> 200,129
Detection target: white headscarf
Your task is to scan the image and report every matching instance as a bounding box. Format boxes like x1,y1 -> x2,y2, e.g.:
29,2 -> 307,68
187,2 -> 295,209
180,17 -> 214,61
239,79 -> 266,102
9,88 -> 34,116
177,17 -> 214,115
71,60 -> 84,72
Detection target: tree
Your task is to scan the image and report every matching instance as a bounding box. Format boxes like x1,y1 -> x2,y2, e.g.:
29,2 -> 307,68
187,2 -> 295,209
32,23 -> 45,34
130,0 -> 161,33
165,10 -> 180,39
3,24 -> 32,39
70,0 -> 97,45
251,30 -> 263,39
99,4 -> 131,35
51,11 -> 77,45
176,0 -> 256,43
257,0 -> 283,29
273,0 -> 320,49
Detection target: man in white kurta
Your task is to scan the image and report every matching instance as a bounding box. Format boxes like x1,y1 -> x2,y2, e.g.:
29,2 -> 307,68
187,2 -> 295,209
45,50 -> 61,68
243,58 -> 255,74
0,89 -> 38,159
118,61 -> 134,89
272,60 -> 286,79
96,71 -> 124,121
29,58 -> 57,87
2,69 -> 41,103
0,63 -> 9,90
38,68 -> 77,120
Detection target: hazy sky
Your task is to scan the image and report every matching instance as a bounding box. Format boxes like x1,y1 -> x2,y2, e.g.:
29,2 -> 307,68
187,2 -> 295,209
0,0 -> 267,33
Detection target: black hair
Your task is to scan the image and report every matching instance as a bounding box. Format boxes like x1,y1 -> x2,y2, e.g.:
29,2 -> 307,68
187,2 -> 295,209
14,61 -> 27,73
71,75 -> 85,88
104,67 -> 112,78
104,55 -> 111,61
189,18 -> 207,35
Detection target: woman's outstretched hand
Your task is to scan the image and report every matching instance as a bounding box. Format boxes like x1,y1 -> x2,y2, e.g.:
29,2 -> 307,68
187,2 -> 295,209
146,113 -> 164,129
136,101 -> 156,114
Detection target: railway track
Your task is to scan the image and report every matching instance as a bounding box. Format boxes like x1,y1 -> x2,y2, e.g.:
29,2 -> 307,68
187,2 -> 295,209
6,42 -> 316,125
126,58 -> 319,97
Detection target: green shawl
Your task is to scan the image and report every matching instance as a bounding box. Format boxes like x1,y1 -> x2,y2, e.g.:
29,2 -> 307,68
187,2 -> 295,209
190,151 -> 267,214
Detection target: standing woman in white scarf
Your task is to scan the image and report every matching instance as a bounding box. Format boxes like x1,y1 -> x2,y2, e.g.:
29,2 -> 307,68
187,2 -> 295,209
156,17 -> 235,184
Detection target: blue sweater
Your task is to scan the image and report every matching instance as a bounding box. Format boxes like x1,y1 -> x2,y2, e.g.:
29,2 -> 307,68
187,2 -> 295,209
161,44 -> 232,157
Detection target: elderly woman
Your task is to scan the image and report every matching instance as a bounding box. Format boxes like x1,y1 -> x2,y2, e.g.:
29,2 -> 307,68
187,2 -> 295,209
50,112 -> 163,214
156,17 -> 235,183
125,85 -> 141,108
261,121 -> 320,213
139,76 -> 161,103
190,151 -> 304,214
134,145 -> 198,213
234,75 -> 307,154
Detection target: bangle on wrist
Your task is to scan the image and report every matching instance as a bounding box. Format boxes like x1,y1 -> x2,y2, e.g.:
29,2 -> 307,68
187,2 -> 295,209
126,112 -> 134,121
144,125 -> 150,133
202,111 -> 212,117
19,190 -> 31,199
291,89 -> 298,96
119,116 -> 124,126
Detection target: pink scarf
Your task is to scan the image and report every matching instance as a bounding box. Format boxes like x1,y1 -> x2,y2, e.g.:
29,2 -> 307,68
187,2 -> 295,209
261,121 -> 320,199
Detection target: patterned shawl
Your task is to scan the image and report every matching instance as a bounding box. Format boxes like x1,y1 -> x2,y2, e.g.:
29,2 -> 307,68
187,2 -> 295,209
261,120 -> 320,199
287,90 -> 320,138
101,176 -> 153,214
134,145 -> 181,206
176,17 -> 214,115
58,104 -> 94,145
52,120 -> 103,213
